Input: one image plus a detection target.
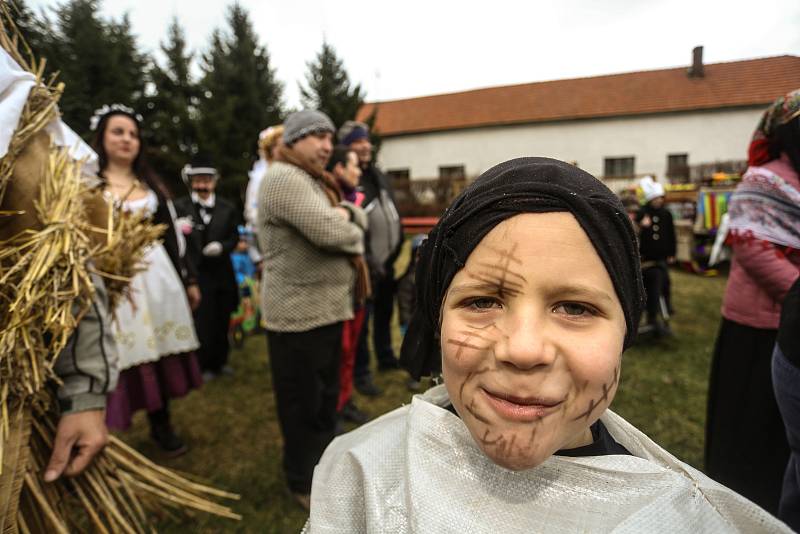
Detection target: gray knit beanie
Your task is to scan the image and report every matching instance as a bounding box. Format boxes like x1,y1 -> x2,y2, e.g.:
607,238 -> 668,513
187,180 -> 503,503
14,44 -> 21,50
283,109 -> 335,145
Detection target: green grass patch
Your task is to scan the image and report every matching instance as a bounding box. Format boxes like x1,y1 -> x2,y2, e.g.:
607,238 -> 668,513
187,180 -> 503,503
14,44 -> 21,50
119,269 -> 726,532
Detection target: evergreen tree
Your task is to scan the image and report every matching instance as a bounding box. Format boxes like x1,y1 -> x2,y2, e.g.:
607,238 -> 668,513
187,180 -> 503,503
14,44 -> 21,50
362,105 -> 382,156
300,42 -> 365,130
33,0 -> 147,137
142,18 -> 199,192
7,0 -> 49,60
197,3 -> 284,202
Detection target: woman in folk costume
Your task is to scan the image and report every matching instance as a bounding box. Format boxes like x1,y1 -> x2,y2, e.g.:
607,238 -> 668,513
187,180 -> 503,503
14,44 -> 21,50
705,89 -> 800,514
306,157 -> 790,533
92,105 -> 203,456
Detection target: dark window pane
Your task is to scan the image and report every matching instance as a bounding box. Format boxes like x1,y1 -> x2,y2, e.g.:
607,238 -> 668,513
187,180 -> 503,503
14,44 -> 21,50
603,157 -> 635,178
439,165 -> 465,181
387,168 -> 410,181
667,153 -> 689,182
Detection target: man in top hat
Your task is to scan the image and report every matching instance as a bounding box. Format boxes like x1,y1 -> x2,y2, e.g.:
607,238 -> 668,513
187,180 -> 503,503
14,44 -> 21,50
175,156 -> 240,379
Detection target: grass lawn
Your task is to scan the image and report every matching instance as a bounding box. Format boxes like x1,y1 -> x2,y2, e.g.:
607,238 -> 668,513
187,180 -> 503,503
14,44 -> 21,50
119,268 -> 727,533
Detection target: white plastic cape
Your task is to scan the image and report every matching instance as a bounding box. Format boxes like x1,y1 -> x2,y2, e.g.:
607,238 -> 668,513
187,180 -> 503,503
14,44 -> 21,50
306,385 -> 789,533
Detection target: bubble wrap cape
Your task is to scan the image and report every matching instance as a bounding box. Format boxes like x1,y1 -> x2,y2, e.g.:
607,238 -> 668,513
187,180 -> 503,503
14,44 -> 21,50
306,385 -> 789,533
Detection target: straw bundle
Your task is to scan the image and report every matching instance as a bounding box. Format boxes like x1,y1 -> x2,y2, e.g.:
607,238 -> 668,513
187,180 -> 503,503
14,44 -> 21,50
82,186 -> 166,314
17,394 -> 240,533
0,3 -> 241,530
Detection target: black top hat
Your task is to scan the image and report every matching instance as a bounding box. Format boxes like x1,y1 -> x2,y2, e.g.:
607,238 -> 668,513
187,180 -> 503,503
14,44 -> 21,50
181,154 -> 218,184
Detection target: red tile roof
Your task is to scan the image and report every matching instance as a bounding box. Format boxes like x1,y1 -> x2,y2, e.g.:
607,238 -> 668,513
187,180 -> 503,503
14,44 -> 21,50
357,56 -> 800,137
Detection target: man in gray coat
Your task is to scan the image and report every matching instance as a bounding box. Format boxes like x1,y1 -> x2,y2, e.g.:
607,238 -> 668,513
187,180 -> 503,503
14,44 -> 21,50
258,110 -> 367,509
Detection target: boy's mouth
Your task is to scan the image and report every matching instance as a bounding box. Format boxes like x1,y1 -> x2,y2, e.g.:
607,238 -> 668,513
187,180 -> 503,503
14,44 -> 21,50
480,388 -> 563,422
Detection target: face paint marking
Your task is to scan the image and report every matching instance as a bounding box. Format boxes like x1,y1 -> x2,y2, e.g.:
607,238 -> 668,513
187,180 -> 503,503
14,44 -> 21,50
496,435 -> 508,457
466,398 -> 491,424
458,242 -> 528,299
493,242 -> 522,298
465,271 -> 524,299
483,243 -> 524,265
481,429 -> 503,446
571,365 -> 620,421
459,372 -> 473,405
463,323 -> 511,349
453,330 -> 501,355
447,338 -> 491,352
458,367 -> 492,406
527,425 -> 538,448
501,434 -> 517,458
447,330 -> 484,361
474,261 -> 528,283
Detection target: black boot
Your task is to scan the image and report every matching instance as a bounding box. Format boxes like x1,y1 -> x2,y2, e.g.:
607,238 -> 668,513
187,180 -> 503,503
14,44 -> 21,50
340,400 -> 369,424
354,375 -> 383,397
148,409 -> 188,457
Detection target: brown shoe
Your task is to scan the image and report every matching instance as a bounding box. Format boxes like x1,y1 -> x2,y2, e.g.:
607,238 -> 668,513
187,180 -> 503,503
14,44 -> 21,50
292,492 -> 310,511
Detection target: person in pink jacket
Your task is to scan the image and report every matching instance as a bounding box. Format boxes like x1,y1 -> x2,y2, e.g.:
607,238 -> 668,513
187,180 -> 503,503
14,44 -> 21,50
705,89 -> 800,515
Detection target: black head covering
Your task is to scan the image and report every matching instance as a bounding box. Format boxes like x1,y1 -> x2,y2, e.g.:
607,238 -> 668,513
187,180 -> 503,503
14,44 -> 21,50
400,157 -> 645,379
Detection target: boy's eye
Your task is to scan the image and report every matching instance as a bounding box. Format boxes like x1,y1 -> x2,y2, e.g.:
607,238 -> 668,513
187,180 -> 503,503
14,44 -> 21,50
553,302 -> 596,317
464,297 -> 501,310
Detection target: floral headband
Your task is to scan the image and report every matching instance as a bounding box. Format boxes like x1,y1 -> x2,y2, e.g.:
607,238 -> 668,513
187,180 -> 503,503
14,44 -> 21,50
89,103 -> 144,132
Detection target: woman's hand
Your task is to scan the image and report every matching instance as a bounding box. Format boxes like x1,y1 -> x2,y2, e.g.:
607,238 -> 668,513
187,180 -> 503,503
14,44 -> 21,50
186,284 -> 201,310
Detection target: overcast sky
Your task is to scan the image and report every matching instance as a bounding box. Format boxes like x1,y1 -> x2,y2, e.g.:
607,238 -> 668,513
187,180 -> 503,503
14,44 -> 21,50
27,0 -> 800,109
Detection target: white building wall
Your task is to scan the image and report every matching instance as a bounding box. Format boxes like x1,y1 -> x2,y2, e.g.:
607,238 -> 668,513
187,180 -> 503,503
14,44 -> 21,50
375,107 -> 764,184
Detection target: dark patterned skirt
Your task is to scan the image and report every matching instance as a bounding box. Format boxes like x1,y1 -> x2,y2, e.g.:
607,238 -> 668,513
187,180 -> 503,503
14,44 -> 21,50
106,352 -> 202,431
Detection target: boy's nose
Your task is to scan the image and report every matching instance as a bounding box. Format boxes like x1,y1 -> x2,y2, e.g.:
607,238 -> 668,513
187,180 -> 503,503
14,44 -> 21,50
493,310 -> 555,370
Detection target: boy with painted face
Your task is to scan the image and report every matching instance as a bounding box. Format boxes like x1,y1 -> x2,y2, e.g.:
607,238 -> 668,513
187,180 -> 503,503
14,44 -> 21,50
306,158 -> 789,533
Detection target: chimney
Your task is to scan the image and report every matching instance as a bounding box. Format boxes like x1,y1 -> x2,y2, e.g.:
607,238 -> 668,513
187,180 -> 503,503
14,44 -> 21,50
688,46 -> 704,78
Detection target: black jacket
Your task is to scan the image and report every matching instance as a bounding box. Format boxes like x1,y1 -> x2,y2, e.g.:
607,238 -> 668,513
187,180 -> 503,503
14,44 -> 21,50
147,188 -> 198,286
174,195 -> 240,280
778,277 -> 800,367
636,204 -> 676,262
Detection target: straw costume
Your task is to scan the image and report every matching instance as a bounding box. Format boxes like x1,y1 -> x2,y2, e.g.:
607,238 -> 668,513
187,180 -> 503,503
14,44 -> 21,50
0,7 -> 239,532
